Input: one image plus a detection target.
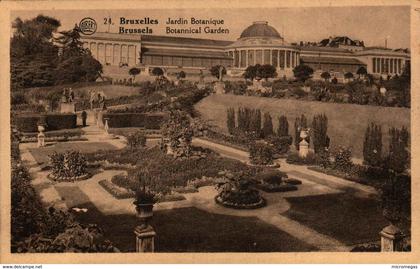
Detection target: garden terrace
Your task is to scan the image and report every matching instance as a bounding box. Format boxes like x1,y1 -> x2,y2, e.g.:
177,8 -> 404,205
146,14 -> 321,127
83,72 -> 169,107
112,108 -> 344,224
196,94 -> 410,159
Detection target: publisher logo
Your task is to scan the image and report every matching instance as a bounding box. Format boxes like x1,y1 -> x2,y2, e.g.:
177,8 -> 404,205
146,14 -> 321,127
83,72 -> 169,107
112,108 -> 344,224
79,17 -> 97,35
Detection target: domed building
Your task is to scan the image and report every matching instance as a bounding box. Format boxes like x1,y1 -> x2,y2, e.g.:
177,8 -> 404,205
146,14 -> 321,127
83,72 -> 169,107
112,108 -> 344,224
80,21 -> 409,81
226,21 -> 300,77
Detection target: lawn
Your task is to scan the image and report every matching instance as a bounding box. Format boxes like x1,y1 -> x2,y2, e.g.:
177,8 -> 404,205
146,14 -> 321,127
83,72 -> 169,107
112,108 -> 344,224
29,141 -> 118,165
282,193 -> 388,246
54,186 -> 316,252
196,94 -> 410,158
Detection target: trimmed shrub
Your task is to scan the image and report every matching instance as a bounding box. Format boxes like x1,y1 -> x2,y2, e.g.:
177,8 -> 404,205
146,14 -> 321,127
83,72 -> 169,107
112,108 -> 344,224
15,113 -> 76,132
144,113 -> 166,130
333,146 -> 353,173
387,126 -> 409,173
257,170 -> 287,185
127,131 -> 147,150
311,114 -> 329,154
45,113 -> 77,131
257,183 -> 297,192
102,113 -> 165,129
363,122 -> 382,167
15,115 -> 42,132
227,107 -> 236,135
268,136 -> 292,154
262,112 -> 274,138
277,115 -> 289,137
249,142 -> 274,165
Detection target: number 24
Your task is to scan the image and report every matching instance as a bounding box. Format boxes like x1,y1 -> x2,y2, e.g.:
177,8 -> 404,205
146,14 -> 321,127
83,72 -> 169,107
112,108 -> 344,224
104,17 -> 112,24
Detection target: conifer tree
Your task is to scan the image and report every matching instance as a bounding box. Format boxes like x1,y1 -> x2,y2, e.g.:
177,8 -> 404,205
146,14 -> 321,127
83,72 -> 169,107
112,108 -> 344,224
262,112 -> 274,138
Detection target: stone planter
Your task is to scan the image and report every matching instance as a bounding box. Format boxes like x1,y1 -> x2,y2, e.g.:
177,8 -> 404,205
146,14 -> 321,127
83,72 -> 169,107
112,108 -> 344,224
134,203 -> 154,220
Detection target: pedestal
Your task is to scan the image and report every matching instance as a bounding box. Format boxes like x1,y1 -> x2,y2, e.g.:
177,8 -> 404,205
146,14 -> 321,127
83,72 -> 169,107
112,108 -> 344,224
134,225 -> 156,252
299,140 -> 309,158
214,81 -> 225,94
380,224 -> 405,252
37,133 -> 45,147
60,102 -> 75,113
97,111 -> 104,128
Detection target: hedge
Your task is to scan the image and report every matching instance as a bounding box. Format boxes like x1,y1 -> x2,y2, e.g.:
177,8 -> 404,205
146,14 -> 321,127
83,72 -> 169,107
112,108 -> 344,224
15,113 -> 77,132
102,112 -> 166,129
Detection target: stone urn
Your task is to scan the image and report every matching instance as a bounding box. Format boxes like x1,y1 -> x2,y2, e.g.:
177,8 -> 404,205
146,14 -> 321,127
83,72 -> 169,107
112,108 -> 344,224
134,203 -> 154,229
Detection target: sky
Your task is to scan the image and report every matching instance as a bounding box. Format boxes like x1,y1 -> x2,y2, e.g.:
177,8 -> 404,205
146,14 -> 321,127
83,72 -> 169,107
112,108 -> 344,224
11,6 -> 410,49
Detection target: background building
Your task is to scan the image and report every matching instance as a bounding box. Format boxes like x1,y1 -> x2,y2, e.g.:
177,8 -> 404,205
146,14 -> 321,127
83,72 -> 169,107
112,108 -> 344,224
81,21 -> 410,81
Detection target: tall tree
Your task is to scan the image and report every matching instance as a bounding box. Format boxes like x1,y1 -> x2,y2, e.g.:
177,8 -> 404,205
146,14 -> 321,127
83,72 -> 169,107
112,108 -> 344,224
54,25 -> 102,84
11,15 -> 61,88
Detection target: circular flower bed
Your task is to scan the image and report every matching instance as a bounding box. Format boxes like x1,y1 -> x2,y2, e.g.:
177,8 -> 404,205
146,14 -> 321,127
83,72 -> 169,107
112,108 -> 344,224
48,151 -> 90,182
215,170 -> 266,209
215,191 -> 266,209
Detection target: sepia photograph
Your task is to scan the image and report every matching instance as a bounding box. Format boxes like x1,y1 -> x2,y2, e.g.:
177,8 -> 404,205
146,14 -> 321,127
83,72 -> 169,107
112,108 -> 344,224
1,0 -> 417,264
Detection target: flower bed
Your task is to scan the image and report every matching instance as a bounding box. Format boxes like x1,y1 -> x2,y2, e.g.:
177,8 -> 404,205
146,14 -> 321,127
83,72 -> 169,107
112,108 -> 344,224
49,151 -> 89,182
215,193 -> 266,209
215,171 -> 266,209
98,179 -> 135,199
48,172 -> 91,182
257,183 -> 298,192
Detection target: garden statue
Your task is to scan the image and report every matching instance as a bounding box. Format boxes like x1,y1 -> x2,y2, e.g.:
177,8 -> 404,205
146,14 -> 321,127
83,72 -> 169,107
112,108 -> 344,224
199,69 -> 205,84
299,128 -> 311,158
81,110 -> 87,127
37,124 -> 45,148
89,90 -> 96,110
218,65 -> 224,82
197,69 -> 206,90
68,88 -> 74,103
61,88 -> 68,103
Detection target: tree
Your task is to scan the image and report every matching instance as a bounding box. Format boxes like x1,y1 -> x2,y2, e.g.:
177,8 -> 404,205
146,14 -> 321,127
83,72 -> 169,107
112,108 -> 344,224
344,72 -> 354,80
151,67 -> 164,77
277,115 -> 289,137
226,107 -> 236,135
344,72 -> 354,79
321,71 -> 331,82
11,15 -> 61,88
129,67 -> 141,81
363,122 -> 382,167
262,112 -> 274,138
177,70 -> 186,80
293,64 -> 314,82
210,65 -> 226,81
249,109 -> 262,138
259,64 -> 277,80
294,114 -> 307,150
388,127 -> 409,174
356,66 -> 367,78
243,65 -> 259,80
55,24 -> 86,58
311,114 -> 329,154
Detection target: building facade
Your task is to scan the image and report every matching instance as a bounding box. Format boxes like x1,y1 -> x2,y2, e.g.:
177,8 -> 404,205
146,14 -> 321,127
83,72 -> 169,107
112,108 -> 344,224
80,21 -> 410,80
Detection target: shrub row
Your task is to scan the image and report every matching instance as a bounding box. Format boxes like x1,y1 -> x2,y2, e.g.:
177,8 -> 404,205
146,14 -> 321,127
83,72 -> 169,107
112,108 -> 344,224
15,113 -> 77,132
102,112 -> 166,129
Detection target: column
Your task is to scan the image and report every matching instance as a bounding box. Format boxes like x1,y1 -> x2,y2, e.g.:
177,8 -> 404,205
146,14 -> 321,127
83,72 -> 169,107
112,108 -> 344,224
254,49 -> 256,65
238,50 -> 241,68
246,50 -> 249,67
270,49 -> 273,65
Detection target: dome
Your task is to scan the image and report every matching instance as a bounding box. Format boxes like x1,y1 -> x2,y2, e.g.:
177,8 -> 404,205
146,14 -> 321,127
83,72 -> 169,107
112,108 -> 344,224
239,21 -> 281,39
